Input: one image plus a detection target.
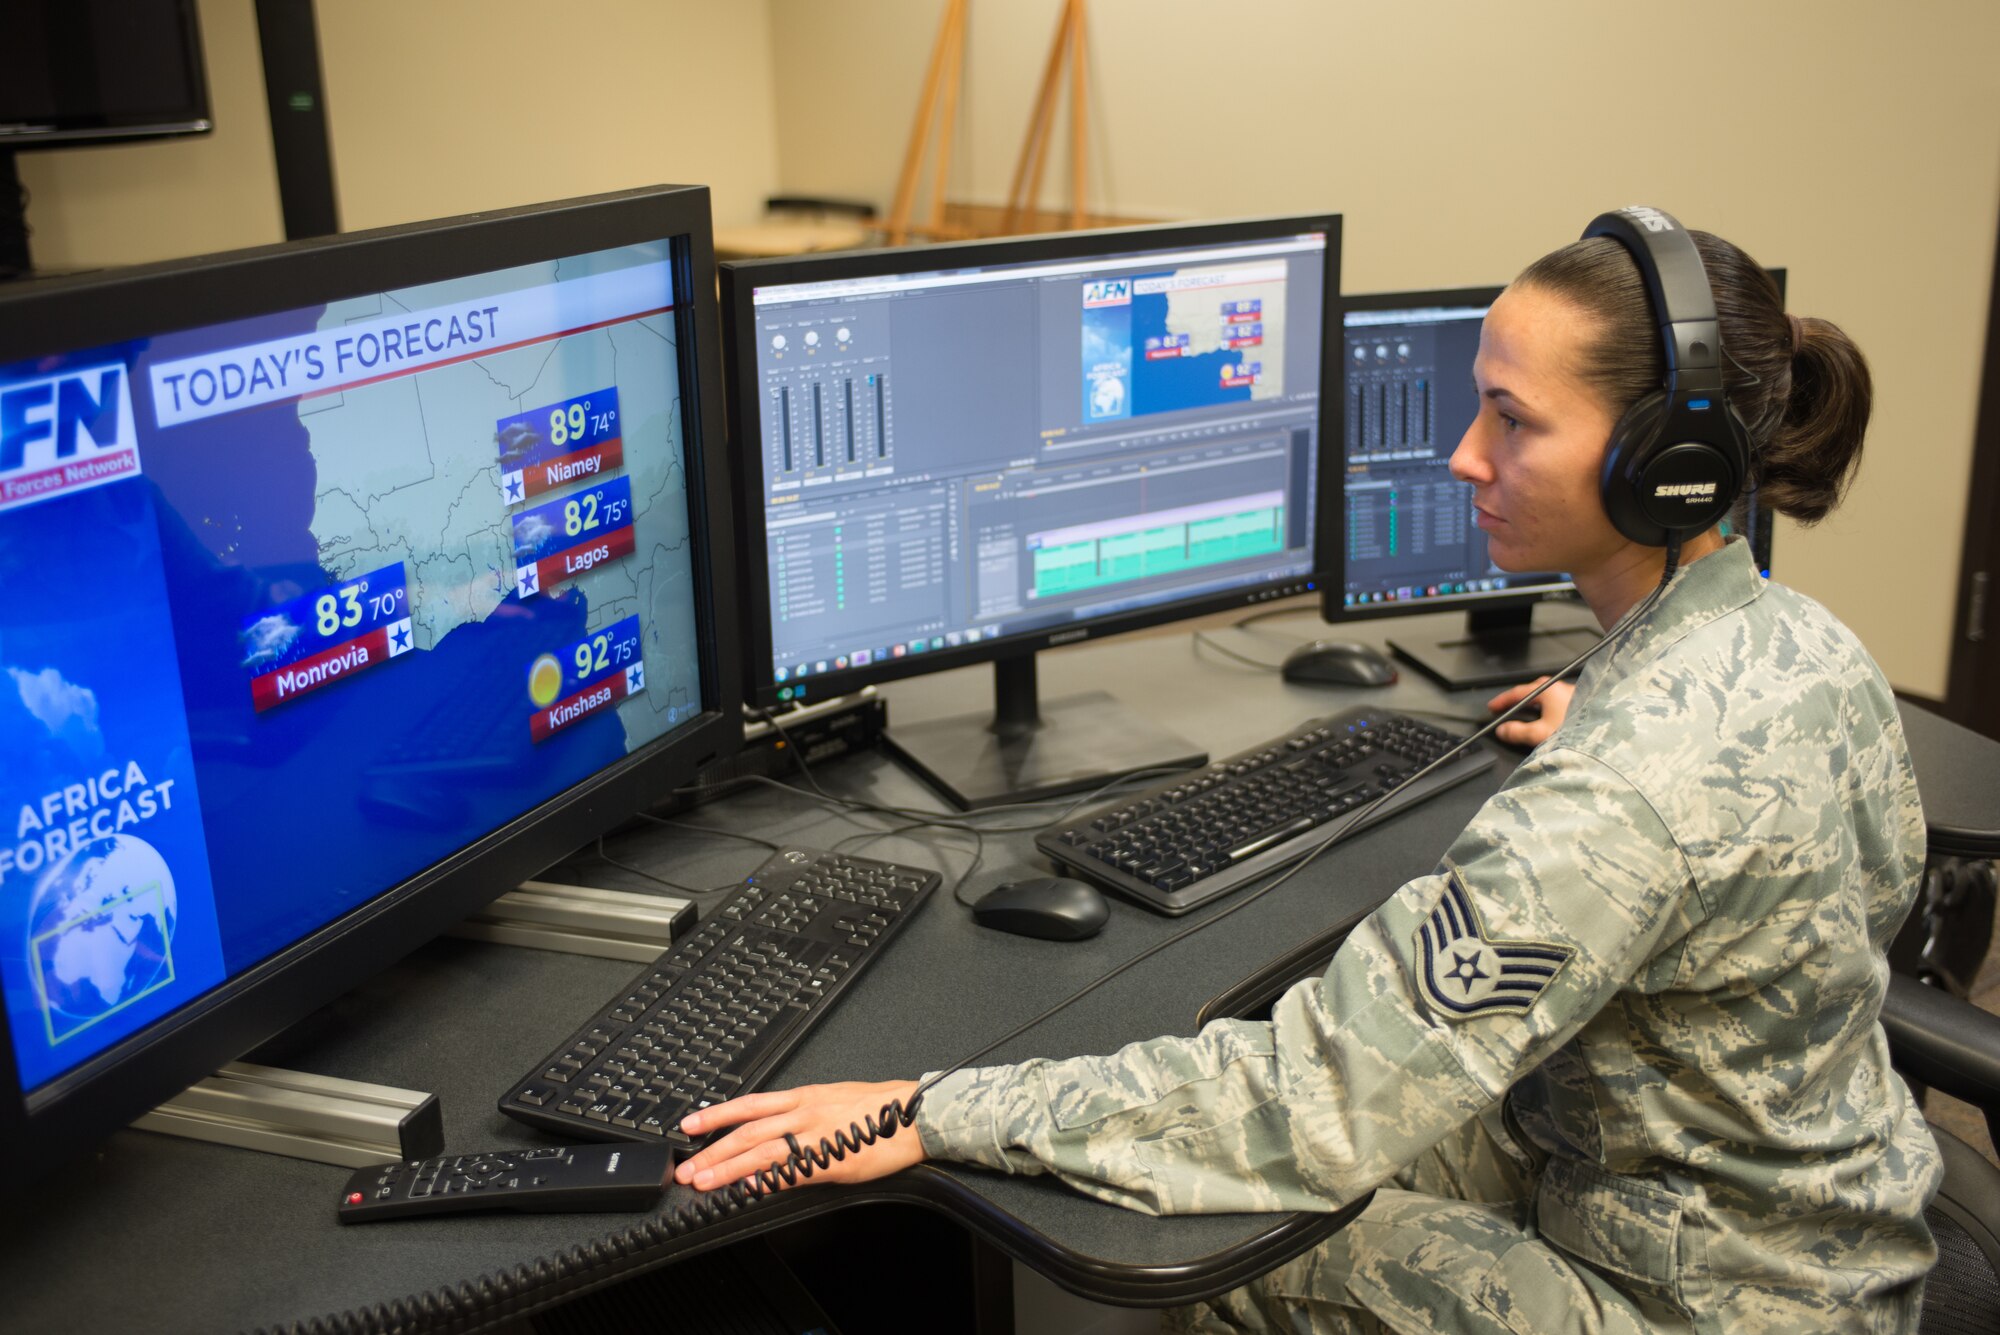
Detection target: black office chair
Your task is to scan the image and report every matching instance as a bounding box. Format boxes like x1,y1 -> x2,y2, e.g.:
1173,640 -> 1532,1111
1879,973 -> 2000,1333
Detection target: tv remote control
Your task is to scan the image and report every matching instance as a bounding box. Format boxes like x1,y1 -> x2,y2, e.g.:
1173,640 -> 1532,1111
336,1143 -> 672,1222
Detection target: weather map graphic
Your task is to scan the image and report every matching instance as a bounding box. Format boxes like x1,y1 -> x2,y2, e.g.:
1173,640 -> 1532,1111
1080,261 -> 1288,424
28,835 -> 178,1042
295,253 -> 697,752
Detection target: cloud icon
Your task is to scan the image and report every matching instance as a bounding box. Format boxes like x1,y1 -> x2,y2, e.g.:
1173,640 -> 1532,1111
6,665 -> 104,761
513,513 -> 555,560
496,422 -> 543,468
239,613 -> 302,669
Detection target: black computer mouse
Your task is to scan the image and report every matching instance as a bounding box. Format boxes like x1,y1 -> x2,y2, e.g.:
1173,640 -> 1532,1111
1280,640 -> 1398,687
972,877 -> 1109,941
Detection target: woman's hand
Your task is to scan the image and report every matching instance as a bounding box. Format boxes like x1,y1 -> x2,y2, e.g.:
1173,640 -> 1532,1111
1486,677 -> 1574,749
673,1079 -> 925,1192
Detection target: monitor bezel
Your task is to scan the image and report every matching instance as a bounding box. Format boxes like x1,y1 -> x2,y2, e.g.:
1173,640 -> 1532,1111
0,0 -> 213,148
721,214 -> 1342,708
0,185 -> 743,1177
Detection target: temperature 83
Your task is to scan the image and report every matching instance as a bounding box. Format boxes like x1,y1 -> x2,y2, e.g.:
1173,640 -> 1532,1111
313,578 -> 407,637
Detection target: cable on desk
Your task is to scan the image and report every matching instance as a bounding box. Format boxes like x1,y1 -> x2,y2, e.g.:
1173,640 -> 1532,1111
1232,603 -> 1321,628
1191,628 -> 1288,672
628,811 -> 785,855
587,836 -> 744,899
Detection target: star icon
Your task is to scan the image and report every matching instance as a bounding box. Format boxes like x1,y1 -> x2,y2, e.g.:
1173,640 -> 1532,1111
1444,949 -> 1489,995
516,566 -> 539,597
391,624 -> 410,652
504,473 -> 523,501
625,663 -> 645,693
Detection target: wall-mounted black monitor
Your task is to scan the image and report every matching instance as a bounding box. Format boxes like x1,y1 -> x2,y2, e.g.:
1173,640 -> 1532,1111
1,0 -> 215,277
1325,278 -> 1780,689
1,0 -> 211,148
0,185 -> 742,1180
723,216 -> 1339,808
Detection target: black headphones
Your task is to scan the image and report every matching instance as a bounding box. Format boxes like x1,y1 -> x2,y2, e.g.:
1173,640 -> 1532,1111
1583,206 -> 1752,546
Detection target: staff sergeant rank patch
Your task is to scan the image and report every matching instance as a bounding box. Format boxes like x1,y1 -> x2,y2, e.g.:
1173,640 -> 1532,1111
1417,876 -> 1574,1018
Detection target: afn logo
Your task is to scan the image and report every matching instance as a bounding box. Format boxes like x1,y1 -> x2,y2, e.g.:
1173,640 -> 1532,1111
1082,279 -> 1131,308
0,364 -> 141,515
1622,205 -> 1676,233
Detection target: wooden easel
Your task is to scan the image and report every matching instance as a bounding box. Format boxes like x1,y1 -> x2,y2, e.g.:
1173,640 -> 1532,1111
886,0 -> 1094,244
1001,0 -> 1090,235
885,0 -> 970,244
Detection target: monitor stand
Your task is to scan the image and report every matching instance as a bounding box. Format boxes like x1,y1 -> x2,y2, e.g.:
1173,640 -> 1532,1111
882,652 -> 1207,810
133,1062 -> 442,1168
1387,603 -> 1603,691
448,879 -> 695,962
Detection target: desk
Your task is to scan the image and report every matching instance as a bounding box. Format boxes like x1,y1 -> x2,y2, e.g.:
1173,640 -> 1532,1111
4,608 -> 1993,1333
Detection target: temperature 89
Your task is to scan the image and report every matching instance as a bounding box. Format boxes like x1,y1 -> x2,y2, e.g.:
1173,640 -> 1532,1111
548,398 -> 618,449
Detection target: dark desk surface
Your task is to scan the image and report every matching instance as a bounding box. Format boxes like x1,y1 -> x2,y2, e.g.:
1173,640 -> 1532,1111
5,605 -> 1994,1333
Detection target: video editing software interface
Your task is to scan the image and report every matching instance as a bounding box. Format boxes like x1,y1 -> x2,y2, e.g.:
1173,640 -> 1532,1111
747,232 -> 1328,696
1340,296 -> 1574,612
0,240 -> 707,1097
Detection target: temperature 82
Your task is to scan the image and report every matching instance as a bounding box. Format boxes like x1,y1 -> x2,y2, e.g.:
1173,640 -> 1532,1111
563,486 -> 631,536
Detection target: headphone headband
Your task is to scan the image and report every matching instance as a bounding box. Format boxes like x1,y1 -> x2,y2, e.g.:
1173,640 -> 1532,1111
1580,206 -> 1749,545
1582,207 -> 1724,395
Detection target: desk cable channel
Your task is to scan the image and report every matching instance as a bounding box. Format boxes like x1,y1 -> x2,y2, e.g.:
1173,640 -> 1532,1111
267,548 -> 1678,1335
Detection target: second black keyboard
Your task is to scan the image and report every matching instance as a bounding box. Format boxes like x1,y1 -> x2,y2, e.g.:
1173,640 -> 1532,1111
1037,708 -> 1497,915
499,847 -> 939,1154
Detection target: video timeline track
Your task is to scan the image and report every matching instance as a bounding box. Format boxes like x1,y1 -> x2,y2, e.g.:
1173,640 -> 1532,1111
767,426 -> 1316,692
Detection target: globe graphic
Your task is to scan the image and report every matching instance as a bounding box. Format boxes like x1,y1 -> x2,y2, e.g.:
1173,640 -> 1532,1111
27,834 -> 178,1030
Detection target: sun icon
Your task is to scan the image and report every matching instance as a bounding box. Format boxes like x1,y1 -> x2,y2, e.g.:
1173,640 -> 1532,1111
527,653 -> 564,708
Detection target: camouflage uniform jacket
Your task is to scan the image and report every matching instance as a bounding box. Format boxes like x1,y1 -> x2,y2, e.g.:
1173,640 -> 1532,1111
916,540 -> 1942,1329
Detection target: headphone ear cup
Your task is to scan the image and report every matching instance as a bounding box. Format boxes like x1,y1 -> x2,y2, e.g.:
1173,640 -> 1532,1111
1600,392 -> 1747,546
1599,392 -> 1670,545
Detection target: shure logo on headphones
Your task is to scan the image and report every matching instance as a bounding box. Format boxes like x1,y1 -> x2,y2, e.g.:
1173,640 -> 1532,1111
1623,205 -> 1676,233
1654,482 -> 1717,499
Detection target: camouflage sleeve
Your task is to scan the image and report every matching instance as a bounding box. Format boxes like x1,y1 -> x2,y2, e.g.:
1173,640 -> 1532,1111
914,744 -> 1697,1215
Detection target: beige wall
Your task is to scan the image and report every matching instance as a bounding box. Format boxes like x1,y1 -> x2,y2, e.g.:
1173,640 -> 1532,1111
14,0 -> 284,269
769,0 -> 2000,699
315,1 -> 782,232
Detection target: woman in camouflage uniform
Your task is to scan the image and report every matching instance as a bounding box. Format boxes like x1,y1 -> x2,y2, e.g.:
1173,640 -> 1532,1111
676,217 -> 1941,1335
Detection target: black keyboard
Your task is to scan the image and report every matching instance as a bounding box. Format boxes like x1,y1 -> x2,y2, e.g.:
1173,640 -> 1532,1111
1036,708 -> 1497,915
499,847 -> 939,1152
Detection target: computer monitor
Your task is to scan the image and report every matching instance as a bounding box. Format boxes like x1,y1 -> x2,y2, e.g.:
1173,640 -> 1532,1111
1326,282 -> 1778,689
0,185 -> 741,1180
722,216 -> 1339,808
1,0 -> 211,147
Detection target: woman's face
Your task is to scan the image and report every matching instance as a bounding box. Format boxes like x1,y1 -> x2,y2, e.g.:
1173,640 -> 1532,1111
1449,284 -> 1630,577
